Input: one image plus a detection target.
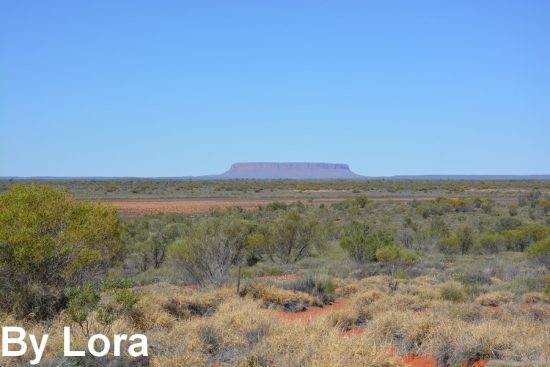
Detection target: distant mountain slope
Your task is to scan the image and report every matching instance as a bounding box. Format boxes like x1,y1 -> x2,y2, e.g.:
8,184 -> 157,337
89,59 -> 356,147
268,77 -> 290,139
216,162 -> 366,179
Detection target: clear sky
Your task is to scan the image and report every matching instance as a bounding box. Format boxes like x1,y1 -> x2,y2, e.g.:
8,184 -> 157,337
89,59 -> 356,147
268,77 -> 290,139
1,1 -> 549,177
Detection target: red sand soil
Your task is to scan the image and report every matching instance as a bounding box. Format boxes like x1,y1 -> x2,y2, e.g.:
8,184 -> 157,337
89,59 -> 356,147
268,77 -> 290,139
277,298 -> 349,322
99,196 -> 465,216
103,199 -> 289,216
402,354 -> 436,367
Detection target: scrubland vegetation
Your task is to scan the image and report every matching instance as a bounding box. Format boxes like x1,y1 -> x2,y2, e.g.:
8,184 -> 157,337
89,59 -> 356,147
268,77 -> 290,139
2,182 -> 550,366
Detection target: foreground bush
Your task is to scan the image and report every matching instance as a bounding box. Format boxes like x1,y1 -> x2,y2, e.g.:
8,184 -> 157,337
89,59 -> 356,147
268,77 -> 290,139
0,184 -> 123,319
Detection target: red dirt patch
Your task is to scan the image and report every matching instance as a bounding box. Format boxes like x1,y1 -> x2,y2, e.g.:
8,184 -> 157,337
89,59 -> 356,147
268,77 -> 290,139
99,196 -> 464,216
401,354 -> 487,367
402,354 -> 436,367
277,298 -> 349,322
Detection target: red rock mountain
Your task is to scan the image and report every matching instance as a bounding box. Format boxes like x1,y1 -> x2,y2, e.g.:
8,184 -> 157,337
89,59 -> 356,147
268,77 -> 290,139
219,162 -> 365,179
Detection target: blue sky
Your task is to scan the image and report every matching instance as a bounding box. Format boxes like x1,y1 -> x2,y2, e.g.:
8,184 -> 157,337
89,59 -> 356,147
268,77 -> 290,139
1,1 -> 549,177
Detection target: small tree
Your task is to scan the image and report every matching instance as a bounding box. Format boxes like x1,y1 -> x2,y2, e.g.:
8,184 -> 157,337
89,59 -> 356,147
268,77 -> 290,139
272,209 -> 324,264
0,184 -> 123,319
67,283 -> 138,337
438,237 -> 460,255
66,283 -> 100,337
148,221 -> 180,269
169,218 -> 250,287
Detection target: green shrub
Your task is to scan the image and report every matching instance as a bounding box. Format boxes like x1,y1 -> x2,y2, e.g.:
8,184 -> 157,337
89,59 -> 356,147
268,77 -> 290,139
0,184 -> 123,319
526,237 -> 550,267
440,283 -> 467,303
430,216 -> 450,239
477,232 -> 506,254
340,222 -> 394,263
455,224 -> 475,255
438,237 -> 460,255
66,283 -> 100,337
375,244 -> 418,265
496,217 -> 522,231
271,209 -> 325,263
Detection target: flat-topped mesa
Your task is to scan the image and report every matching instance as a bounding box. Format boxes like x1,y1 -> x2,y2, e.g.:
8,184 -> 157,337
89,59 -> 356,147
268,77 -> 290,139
220,162 -> 364,179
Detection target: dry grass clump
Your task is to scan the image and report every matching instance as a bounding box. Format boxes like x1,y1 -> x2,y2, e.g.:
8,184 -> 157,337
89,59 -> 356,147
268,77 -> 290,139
239,284 -> 319,311
2,305 -> 143,365
424,319 -> 505,366
265,274 -> 336,304
247,321 -> 399,367
353,289 -> 386,306
400,276 -> 440,300
446,303 -> 485,322
358,275 -> 395,292
335,282 -> 362,297
323,289 -> 387,330
149,295 -> 399,367
518,304 -> 550,322
368,309 -> 550,366
149,297 -> 273,367
476,291 -> 515,307
384,294 -> 431,312
325,307 -> 364,331
163,290 -> 226,319
521,292 -> 546,304
367,311 -> 439,355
